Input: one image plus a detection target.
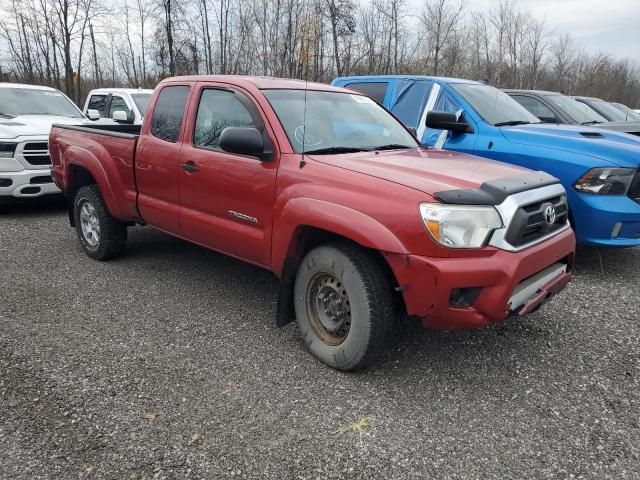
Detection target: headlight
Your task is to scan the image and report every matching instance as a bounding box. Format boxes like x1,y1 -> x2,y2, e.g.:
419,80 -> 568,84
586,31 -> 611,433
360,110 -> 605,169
0,142 -> 17,158
574,168 -> 635,194
419,203 -> 503,248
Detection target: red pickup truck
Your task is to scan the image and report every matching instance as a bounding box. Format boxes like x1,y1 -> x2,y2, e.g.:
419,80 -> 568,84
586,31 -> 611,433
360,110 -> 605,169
50,76 -> 575,370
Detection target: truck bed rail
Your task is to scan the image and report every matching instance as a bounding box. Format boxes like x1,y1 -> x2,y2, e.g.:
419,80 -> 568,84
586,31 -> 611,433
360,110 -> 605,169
51,123 -> 141,139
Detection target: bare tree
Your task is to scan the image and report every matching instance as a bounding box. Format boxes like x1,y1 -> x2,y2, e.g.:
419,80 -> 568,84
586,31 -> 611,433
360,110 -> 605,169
420,0 -> 465,76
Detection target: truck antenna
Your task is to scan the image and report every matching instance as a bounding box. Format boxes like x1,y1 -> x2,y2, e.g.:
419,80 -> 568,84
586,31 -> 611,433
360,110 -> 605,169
300,78 -> 308,169
300,2 -> 310,169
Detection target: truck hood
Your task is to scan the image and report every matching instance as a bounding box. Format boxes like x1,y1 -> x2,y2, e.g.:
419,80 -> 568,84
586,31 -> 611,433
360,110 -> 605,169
0,114 -> 88,139
500,123 -> 640,168
308,148 -> 534,195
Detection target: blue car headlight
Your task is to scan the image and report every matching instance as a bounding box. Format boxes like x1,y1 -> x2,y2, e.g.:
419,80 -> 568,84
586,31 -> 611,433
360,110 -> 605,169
573,168 -> 636,194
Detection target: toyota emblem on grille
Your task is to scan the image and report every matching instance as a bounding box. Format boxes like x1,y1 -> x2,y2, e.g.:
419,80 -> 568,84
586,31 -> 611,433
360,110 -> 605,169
544,205 -> 557,226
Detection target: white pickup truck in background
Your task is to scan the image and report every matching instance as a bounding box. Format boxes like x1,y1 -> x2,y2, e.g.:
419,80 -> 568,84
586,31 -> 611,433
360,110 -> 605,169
0,83 -> 92,200
82,88 -> 153,125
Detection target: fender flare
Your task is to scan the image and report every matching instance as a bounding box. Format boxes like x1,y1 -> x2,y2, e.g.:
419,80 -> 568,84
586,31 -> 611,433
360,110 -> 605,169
272,198 -> 408,327
272,197 -> 409,276
63,145 -> 123,219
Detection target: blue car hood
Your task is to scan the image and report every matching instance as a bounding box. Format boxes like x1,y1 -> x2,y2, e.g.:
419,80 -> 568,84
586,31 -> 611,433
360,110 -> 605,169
500,123 -> 640,168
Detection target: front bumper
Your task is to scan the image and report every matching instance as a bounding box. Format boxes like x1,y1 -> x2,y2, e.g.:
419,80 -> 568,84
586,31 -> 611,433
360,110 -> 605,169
570,191 -> 640,247
386,227 -> 576,330
0,168 -> 61,198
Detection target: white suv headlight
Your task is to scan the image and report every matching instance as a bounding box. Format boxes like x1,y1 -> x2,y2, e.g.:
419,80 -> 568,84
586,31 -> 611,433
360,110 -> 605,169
419,203 -> 503,248
0,142 -> 17,158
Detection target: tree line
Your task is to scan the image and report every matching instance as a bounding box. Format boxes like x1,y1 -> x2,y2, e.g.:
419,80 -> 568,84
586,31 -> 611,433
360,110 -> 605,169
1,0 -> 639,107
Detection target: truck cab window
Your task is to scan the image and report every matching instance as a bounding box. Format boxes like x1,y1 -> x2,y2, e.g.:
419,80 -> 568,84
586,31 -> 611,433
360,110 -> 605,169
434,90 -> 461,113
151,85 -> 189,143
344,82 -> 388,104
88,95 -> 108,116
193,89 -> 256,150
108,95 -> 131,118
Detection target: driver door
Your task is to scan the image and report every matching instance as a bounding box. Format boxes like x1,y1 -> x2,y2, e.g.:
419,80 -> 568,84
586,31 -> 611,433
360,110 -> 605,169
178,84 -> 278,267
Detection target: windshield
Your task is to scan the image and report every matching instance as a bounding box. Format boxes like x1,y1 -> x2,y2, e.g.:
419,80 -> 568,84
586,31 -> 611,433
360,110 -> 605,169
262,89 -> 418,154
611,103 -> 640,121
0,87 -> 82,117
452,83 -> 541,126
586,99 -> 628,122
545,94 -> 607,124
131,93 -> 151,116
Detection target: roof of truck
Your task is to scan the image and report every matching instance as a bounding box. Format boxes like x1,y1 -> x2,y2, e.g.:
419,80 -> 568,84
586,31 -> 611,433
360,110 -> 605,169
503,89 -> 561,96
0,82 -> 59,91
161,75 -> 349,92
333,75 -> 483,85
88,88 -> 154,95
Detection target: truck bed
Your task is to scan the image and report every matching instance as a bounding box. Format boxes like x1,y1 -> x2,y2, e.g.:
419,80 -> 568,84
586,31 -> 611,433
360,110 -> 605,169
50,123 -> 141,221
52,122 -> 142,137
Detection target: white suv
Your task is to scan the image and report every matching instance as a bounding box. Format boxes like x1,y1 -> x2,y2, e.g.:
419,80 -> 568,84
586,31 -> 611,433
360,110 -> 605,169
0,83 -> 90,199
83,88 -> 153,125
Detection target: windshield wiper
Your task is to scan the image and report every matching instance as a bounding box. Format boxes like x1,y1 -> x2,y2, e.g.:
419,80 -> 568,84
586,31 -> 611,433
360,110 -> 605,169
372,144 -> 414,151
581,121 -> 603,125
494,120 -> 533,127
0,112 -> 15,119
304,146 -> 371,155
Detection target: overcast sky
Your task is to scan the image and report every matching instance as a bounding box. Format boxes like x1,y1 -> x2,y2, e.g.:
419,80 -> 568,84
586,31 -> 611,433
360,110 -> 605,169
470,0 -> 640,60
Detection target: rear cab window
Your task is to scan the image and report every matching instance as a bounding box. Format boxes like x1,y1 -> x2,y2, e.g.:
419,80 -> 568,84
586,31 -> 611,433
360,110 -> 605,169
151,86 -> 190,143
344,82 -> 388,104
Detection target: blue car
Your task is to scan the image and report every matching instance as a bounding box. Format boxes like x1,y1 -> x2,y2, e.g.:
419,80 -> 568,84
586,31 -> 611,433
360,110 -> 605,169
332,75 -> 640,247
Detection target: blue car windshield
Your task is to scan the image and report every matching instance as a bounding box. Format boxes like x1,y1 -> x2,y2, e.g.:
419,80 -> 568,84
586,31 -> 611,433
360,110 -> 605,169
452,83 -> 541,126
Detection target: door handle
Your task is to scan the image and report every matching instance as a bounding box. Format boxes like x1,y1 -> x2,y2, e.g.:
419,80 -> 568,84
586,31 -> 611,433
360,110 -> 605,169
180,162 -> 200,173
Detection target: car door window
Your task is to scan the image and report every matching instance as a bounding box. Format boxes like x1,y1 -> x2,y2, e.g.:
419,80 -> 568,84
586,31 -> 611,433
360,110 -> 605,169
423,90 -> 463,146
511,95 -> 556,121
193,89 -> 256,150
87,94 -> 108,116
434,90 -> 461,113
390,80 -> 434,130
151,85 -> 190,143
344,82 -> 388,104
108,95 -> 132,118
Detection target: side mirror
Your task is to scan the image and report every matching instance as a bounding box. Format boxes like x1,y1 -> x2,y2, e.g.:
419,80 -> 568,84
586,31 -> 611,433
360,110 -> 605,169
425,111 -> 472,133
219,127 -> 264,157
112,110 -> 133,124
86,109 -> 100,121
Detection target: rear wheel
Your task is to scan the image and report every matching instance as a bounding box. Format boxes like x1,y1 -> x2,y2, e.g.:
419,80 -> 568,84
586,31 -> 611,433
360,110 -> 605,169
293,242 -> 394,371
73,185 -> 127,261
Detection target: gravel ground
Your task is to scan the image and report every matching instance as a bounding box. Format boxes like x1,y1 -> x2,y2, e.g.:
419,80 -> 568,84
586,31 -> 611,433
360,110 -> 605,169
0,200 -> 639,480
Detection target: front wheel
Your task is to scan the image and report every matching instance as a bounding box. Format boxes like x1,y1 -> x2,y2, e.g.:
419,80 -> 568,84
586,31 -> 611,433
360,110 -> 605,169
293,243 -> 394,371
73,185 -> 127,261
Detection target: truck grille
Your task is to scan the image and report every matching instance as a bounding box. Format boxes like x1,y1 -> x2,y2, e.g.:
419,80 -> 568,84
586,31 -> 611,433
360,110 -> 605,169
504,195 -> 569,248
21,142 -> 51,166
629,170 -> 640,202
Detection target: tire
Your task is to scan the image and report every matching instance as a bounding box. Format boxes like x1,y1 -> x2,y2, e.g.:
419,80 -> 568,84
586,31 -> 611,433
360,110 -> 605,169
293,242 -> 394,371
73,185 -> 127,261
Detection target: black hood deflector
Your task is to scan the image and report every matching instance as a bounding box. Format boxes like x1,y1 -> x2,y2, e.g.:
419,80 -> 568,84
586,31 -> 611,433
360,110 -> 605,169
435,171 -> 560,205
